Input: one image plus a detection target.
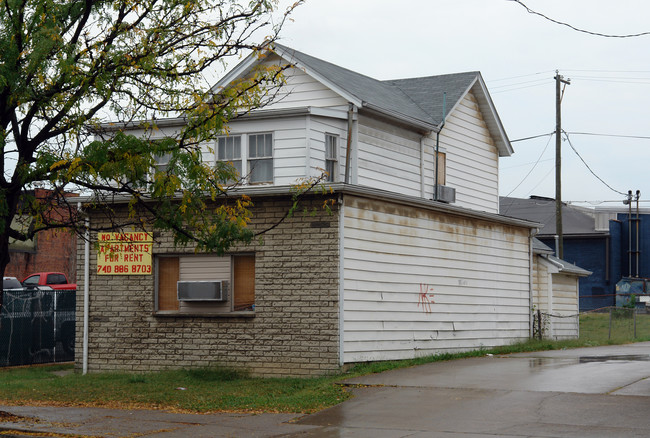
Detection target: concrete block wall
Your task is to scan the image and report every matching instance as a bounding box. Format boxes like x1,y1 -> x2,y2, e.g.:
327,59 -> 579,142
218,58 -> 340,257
75,195 -> 340,377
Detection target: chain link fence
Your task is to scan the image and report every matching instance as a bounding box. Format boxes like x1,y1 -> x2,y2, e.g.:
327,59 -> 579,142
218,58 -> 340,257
1,289 -> 76,367
580,307 -> 650,342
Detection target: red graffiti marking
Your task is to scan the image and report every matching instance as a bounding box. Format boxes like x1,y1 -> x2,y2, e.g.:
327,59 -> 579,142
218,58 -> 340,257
418,284 -> 435,313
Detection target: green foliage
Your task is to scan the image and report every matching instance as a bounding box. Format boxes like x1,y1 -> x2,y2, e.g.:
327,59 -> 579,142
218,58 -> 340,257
623,294 -> 637,309
0,0 -> 304,273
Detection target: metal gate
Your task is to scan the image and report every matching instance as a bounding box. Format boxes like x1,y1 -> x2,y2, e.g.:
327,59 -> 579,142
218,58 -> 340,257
0,289 -> 76,367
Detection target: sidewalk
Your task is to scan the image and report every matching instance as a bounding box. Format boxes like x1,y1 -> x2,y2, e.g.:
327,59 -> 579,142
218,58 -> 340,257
0,405 -> 315,437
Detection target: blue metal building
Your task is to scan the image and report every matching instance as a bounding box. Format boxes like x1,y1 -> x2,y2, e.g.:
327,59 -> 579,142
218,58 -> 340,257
500,196 -> 650,311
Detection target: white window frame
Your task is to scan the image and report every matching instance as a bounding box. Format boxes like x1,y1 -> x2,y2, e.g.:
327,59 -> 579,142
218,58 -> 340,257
214,132 -> 274,185
247,132 -> 274,184
325,134 -> 338,182
216,135 -> 243,180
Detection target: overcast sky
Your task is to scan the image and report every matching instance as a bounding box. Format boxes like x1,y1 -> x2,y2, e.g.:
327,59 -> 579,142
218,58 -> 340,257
269,0 -> 650,207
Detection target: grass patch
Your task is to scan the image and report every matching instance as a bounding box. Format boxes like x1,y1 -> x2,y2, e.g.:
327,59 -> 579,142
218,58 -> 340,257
2,313 -> 649,414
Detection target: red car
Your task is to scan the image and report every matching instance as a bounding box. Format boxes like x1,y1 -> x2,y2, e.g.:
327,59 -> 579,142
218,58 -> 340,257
22,272 -> 76,290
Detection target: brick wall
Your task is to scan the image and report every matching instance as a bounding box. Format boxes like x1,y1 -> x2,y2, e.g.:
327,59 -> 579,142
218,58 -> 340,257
75,195 -> 340,377
7,229 -> 77,282
6,188 -> 78,282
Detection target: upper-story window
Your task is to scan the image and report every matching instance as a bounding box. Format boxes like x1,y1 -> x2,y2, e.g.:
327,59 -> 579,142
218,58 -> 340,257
216,133 -> 273,184
248,133 -> 273,183
325,134 -> 338,182
217,135 -> 243,177
154,153 -> 172,174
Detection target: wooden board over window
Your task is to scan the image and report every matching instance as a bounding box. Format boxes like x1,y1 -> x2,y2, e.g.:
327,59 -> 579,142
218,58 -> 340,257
158,257 -> 179,311
436,151 -> 446,185
233,255 -> 255,311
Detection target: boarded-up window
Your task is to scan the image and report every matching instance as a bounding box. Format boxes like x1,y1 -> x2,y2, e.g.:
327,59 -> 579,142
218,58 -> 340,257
233,255 -> 255,311
158,257 -> 179,311
436,151 -> 446,185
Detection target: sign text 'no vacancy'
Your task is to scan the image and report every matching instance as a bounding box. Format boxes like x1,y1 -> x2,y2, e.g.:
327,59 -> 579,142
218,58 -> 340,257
97,232 -> 153,275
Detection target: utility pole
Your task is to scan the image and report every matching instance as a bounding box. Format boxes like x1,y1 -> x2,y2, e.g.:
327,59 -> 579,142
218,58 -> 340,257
555,71 -> 570,259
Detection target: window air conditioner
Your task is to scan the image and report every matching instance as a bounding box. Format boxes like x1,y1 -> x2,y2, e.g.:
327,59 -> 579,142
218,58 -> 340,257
434,185 -> 456,204
177,281 -> 227,301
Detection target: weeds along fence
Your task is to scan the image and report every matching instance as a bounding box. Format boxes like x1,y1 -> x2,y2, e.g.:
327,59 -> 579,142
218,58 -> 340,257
532,306 -> 650,342
579,307 -> 650,342
0,289 -> 76,367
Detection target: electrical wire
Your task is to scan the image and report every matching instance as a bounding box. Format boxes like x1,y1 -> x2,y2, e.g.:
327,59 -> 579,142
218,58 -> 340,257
562,130 -> 627,196
490,78 -> 549,89
525,165 -> 555,195
490,82 -> 549,94
509,0 -> 650,38
511,132 -> 555,143
566,132 -> 650,141
489,71 -> 555,82
505,132 -> 554,197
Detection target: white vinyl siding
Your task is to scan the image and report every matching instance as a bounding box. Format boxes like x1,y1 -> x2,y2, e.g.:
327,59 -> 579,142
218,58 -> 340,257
356,114 -> 423,197
308,117 -> 347,181
438,92 -> 499,213
551,274 -> 580,339
259,55 -> 348,109
216,117 -> 309,185
532,257 -> 580,340
342,196 -> 531,363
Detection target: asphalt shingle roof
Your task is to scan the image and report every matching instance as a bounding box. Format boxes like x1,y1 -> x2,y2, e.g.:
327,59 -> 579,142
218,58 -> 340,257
500,196 -> 605,236
273,43 -> 478,129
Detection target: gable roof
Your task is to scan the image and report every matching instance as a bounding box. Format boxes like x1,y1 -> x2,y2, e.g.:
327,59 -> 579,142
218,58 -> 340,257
212,43 -> 513,156
545,255 -> 592,277
500,196 -> 607,237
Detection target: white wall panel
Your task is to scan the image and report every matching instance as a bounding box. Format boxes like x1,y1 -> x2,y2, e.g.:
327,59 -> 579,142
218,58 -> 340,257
342,196 -> 531,363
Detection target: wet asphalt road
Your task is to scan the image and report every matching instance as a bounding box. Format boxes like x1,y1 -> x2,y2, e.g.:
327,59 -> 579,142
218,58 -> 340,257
2,342 -> 650,437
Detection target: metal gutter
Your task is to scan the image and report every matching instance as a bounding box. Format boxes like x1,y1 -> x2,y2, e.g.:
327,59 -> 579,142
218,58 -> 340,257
361,103 -> 438,134
78,184 -> 540,230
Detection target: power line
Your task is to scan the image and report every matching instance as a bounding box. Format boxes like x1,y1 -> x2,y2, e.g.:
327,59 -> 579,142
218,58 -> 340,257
489,71 -> 555,82
502,158 -> 553,170
490,83 -> 549,94
505,132 -> 554,197
509,0 -> 650,38
490,78 -> 549,89
511,132 -> 555,143
566,132 -> 650,141
563,69 -> 650,74
562,131 -> 627,196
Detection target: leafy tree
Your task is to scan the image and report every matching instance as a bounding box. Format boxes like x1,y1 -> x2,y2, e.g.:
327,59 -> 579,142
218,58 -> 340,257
0,0 -> 303,288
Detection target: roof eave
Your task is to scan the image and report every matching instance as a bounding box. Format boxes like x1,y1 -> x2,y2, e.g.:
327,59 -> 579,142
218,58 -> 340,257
469,74 -> 514,157
272,45 -> 363,108
362,102 -> 438,133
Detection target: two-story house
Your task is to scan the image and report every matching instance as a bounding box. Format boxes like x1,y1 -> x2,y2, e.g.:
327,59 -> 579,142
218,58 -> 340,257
77,44 -> 565,376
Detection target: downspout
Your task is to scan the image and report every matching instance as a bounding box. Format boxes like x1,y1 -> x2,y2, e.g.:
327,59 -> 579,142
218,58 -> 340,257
78,202 -> 90,375
420,136 -> 426,198
338,194 -> 345,366
344,103 -> 354,184
529,228 -> 538,338
434,93 -> 447,201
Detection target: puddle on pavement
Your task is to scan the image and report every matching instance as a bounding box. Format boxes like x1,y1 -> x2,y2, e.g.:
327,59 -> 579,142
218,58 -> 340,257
525,354 -> 650,369
579,355 -> 650,363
